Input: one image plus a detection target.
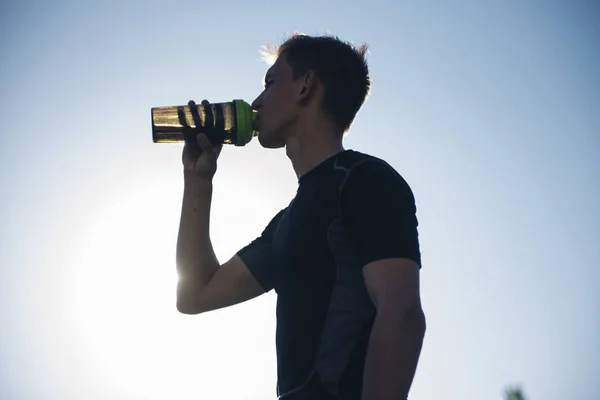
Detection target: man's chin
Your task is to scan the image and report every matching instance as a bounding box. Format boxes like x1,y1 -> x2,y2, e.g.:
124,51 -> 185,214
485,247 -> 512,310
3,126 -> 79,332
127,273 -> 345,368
258,133 -> 285,149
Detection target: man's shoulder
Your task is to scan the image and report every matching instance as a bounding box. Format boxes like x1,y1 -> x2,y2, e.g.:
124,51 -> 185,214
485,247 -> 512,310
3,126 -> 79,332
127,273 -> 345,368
335,151 -> 417,210
334,149 -> 379,171
335,150 -> 402,185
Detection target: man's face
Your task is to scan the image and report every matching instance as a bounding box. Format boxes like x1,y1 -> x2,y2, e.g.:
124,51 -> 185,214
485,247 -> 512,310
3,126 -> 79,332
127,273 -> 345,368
252,56 -> 303,149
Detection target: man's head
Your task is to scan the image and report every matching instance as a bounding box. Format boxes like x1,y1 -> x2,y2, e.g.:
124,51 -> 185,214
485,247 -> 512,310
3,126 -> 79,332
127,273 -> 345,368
252,34 -> 371,149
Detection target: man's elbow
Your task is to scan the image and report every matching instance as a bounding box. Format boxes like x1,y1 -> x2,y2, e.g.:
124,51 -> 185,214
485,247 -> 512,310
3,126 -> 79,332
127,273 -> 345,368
176,285 -> 204,315
416,307 -> 426,338
176,300 -> 202,315
388,303 -> 427,337
408,303 -> 426,334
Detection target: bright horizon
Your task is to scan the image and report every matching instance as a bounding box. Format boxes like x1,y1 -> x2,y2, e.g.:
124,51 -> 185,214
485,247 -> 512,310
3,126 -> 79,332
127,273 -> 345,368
1,1 -> 598,399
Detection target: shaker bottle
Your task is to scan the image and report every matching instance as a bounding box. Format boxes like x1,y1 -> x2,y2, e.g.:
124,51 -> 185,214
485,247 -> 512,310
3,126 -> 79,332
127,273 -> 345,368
152,99 -> 258,146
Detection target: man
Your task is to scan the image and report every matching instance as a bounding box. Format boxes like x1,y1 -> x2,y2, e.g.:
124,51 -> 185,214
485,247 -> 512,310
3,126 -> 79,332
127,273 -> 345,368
176,34 -> 426,400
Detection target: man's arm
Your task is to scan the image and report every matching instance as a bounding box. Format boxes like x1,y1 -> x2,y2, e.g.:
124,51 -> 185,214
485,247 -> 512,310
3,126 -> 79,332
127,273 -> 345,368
175,175 -> 219,307
361,258 -> 426,400
176,175 -> 266,314
339,159 -> 425,399
176,118 -> 271,315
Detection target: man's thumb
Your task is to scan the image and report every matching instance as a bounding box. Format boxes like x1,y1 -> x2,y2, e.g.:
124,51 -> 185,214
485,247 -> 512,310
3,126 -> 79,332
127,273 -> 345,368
196,133 -> 213,154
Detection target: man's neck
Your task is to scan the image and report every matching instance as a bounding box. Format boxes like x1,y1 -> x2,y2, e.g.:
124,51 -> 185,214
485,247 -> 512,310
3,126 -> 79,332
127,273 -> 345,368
285,133 -> 345,180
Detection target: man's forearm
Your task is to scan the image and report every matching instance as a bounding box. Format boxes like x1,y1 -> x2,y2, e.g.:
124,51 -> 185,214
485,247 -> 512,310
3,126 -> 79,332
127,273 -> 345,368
176,174 -> 220,289
361,308 -> 426,399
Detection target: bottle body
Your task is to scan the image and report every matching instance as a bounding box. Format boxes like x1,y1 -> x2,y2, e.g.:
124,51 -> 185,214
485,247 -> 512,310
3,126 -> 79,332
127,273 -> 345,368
151,100 -> 258,146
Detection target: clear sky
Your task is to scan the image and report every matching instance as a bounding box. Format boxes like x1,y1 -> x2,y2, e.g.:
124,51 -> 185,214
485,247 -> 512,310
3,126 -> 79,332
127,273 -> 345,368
1,1 -> 598,399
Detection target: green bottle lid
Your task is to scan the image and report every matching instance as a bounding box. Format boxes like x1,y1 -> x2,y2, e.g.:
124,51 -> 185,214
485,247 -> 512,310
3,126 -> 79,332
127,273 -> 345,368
233,99 -> 259,146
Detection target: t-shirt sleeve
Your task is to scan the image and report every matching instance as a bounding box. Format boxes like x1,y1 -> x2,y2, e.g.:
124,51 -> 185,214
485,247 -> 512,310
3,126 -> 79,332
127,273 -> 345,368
340,160 -> 422,268
236,209 -> 285,292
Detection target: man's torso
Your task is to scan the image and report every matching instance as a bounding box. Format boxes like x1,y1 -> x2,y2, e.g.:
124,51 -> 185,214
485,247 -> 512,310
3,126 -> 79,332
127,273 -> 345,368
238,149 -> 421,399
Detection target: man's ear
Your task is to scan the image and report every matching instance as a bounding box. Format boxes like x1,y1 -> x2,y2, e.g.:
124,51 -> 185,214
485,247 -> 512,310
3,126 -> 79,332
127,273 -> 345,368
297,70 -> 318,105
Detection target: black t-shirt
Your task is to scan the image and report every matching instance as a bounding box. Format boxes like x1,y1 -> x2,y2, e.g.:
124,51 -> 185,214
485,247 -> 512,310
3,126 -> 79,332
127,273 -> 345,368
237,149 -> 421,400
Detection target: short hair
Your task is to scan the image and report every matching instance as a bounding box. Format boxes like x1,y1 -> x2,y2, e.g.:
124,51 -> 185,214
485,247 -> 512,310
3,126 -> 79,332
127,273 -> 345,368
262,34 -> 371,134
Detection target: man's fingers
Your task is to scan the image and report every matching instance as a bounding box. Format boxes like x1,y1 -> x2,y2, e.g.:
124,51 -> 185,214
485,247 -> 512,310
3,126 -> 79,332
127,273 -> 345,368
188,100 -> 208,105
187,101 -> 213,154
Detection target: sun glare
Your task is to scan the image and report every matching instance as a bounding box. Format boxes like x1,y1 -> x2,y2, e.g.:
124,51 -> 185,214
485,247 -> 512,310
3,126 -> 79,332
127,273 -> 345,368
72,181 -> 197,397
69,169 -> 282,398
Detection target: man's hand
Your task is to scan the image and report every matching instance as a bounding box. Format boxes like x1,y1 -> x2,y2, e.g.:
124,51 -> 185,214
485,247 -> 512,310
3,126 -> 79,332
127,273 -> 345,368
182,100 -> 223,180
